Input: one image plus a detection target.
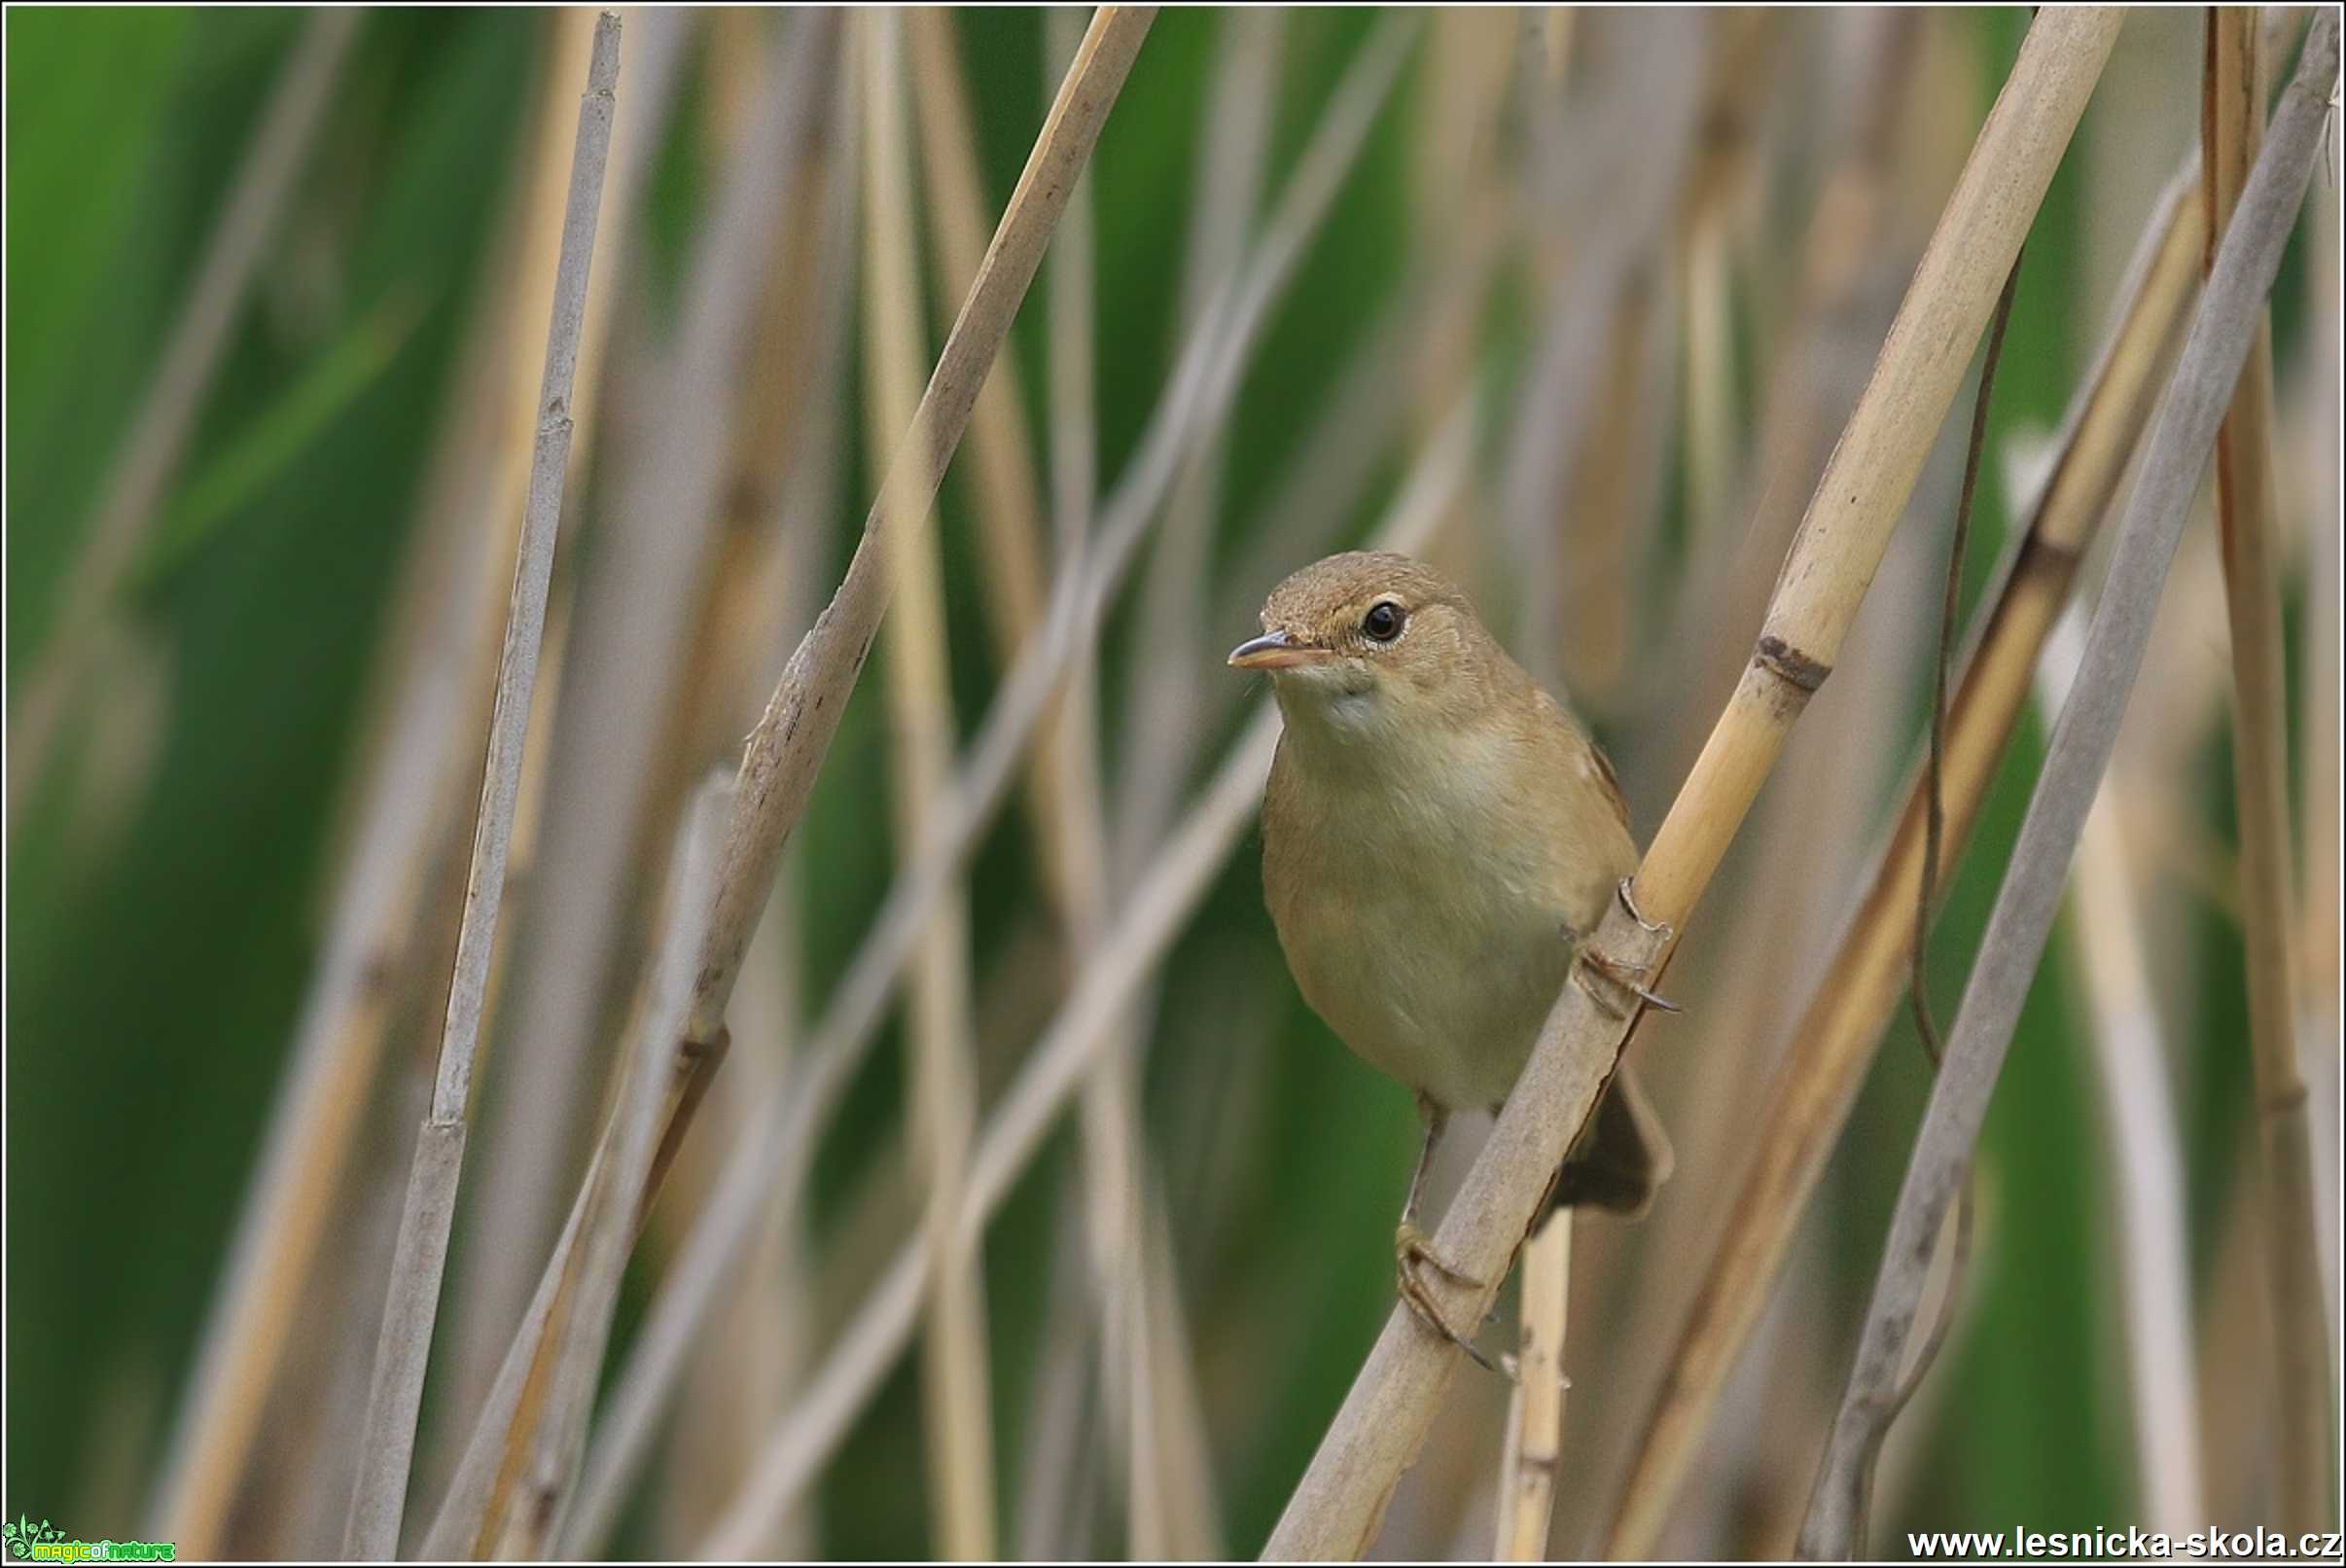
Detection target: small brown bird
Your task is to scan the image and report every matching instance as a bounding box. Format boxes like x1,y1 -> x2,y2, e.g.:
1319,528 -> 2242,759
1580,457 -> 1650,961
1231,551 -> 1671,1358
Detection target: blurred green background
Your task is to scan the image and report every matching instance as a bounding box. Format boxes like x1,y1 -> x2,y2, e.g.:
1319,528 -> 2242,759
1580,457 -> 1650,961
6,7 -> 2336,1559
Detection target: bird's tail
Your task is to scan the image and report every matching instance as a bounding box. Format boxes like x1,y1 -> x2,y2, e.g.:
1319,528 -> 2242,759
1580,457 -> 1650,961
1550,1061 -> 1673,1219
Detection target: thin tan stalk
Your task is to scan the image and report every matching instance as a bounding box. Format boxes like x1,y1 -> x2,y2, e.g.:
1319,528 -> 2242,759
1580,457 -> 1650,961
694,398 -> 1476,1558
569,374 -> 1472,1560
1600,156 -> 2206,1561
1113,7 -> 1282,888
2037,611 -> 2206,1537
1264,12 -> 2121,1557
1496,1214 -> 1571,1560
683,2 -> 1155,1077
557,19 -> 1404,1550
2300,168 -> 2343,1375
489,779 -> 731,1557
454,9 -> 833,1398
2201,8 -> 2334,1531
1032,5 -> 1155,1550
1410,8 -> 1510,592
8,10 -> 359,820
1797,18 -> 2339,1552
902,11 -> 1182,1545
1505,10 -> 1708,693
902,6 -> 1053,781
858,13 -> 999,1555
158,19 -> 682,1548
339,17 -> 623,1558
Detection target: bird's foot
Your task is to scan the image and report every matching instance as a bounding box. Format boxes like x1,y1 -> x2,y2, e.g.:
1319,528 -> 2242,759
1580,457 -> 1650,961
1395,1221 -> 1505,1375
1573,879 -> 1681,1015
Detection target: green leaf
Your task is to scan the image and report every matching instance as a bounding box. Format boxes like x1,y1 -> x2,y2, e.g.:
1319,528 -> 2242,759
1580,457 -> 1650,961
126,288 -> 426,600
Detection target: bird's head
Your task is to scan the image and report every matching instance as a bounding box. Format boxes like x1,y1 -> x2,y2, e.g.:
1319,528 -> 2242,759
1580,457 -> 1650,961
1227,551 -> 1501,740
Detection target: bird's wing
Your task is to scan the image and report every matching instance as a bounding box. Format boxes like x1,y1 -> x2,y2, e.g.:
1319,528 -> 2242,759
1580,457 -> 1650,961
1584,731 -> 1631,837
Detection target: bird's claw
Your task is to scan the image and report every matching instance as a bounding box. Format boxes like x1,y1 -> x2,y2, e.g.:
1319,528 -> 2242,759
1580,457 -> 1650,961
1395,1222 -> 1506,1376
1577,947 -> 1681,1015
1570,880 -> 1680,1014
1616,876 -> 1667,934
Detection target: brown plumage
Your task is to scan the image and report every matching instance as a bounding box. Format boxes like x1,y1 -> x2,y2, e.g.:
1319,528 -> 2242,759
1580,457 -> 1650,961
1233,551 -> 1670,1232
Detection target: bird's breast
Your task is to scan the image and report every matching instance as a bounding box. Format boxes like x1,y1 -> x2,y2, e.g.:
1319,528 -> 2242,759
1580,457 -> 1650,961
1262,725 -> 1622,1112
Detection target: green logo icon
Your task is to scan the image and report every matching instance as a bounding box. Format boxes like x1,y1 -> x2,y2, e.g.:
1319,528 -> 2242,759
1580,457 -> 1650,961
0,1515 -> 175,1562
3,1517 -> 64,1561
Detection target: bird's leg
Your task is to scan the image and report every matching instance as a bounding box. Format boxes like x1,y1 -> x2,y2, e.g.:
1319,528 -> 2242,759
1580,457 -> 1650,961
1394,1095 -> 1503,1375
1572,877 -> 1681,1015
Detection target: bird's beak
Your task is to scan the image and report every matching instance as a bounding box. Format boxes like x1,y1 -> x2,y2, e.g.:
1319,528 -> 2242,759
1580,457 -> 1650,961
1227,629 -> 1328,670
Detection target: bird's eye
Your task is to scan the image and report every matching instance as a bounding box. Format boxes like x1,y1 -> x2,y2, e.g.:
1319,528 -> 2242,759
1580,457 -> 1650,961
1361,601 -> 1404,643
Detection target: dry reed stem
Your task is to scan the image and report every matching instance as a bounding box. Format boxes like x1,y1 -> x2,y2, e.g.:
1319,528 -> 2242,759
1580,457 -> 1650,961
338,18 -> 622,1555
694,397 -> 1476,1558
457,11 -> 831,1391
427,7 -> 693,1439
1796,17 -> 2339,1553
7,10 -> 360,821
2202,8 -> 2335,1532
857,13 -> 1000,1554
2300,172 -> 2343,1374
489,779 -> 731,1556
2038,611 -> 2206,1536
1496,1214 -> 1571,1560
1114,7 -> 1281,889
416,1009 -> 733,1557
527,14 -> 1157,1548
1263,12 -> 2121,1558
1506,11 -> 1708,694
115,21 -> 493,1517
1599,156 -> 2206,1561
1031,7 -> 1155,1550
903,10 -> 1177,1546
568,367 -> 1470,1558
163,12 -> 652,1515
1065,10 -> 1270,1553
904,9 -> 1064,851
556,19 -> 1407,1549
683,2 -> 1155,1074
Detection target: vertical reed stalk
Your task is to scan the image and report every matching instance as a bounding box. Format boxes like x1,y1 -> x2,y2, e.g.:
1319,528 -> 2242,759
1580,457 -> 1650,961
2200,8 -> 2335,1530
1264,13 -> 2121,1556
1797,18 -> 2338,1552
2037,611 -> 2207,1536
340,16 -> 622,1556
693,396 -> 1477,1557
1496,1213 -> 1571,1560
489,780 -> 731,1556
858,12 -> 999,1554
454,11 -> 829,1398
1600,157 -> 2205,1561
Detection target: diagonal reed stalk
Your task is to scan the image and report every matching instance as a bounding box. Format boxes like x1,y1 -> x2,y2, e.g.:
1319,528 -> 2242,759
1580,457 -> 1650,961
905,10 -> 1204,1550
1796,15 -> 2340,1553
452,9 -> 833,1405
145,19 -> 678,1551
487,778 -> 732,1557
410,13 -> 1158,1551
2038,608 -> 2207,1537
8,9 -> 360,823
693,389 -> 1481,1558
1598,155 -> 2207,1561
338,16 -> 623,1558
1034,8 -> 1149,1550
2200,7 -> 2334,1532
1262,10 -> 2124,1556
1496,1213 -> 1572,1560
557,18 -> 1411,1550
856,11 -> 1000,1554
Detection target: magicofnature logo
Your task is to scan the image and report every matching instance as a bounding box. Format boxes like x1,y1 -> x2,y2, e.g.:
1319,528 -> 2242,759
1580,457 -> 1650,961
1,1515 -> 174,1562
